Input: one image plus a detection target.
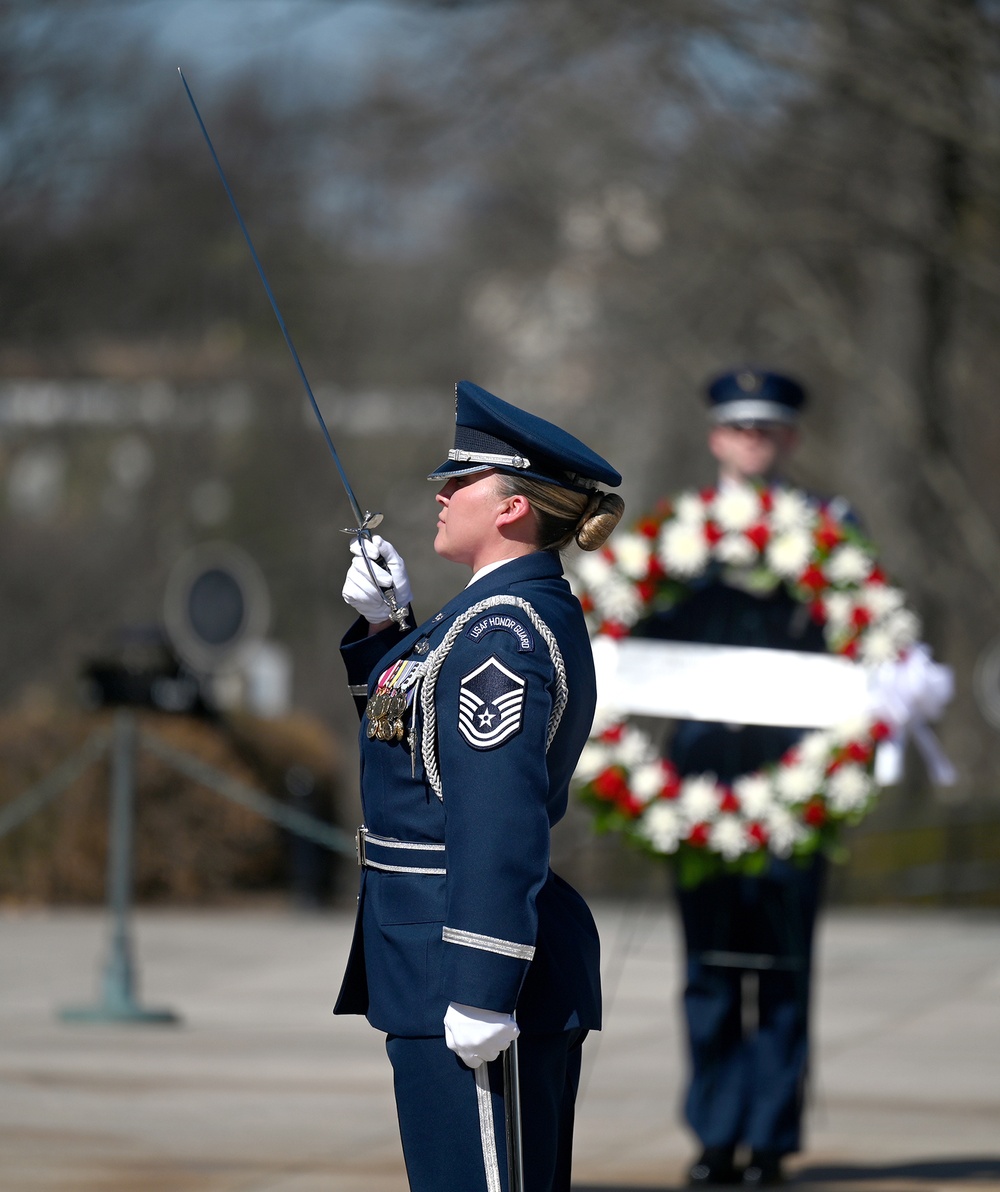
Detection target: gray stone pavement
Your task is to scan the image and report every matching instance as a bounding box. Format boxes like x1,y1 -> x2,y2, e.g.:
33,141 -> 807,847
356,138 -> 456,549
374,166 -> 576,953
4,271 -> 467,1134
1,903 -> 998,1192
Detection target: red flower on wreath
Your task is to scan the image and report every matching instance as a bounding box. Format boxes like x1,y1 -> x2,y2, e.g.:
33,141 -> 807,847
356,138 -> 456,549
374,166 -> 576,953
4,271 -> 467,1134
748,822 -> 769,847
799,564 -> 826,593
815,517 -> 843,552
746,523 -> 770,551
688,823 -> 710,848
803,798 -> 827,827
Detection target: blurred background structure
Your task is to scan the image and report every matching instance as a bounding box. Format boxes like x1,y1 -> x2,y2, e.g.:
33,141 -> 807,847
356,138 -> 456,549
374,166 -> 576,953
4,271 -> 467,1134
2,0 -> 1000,907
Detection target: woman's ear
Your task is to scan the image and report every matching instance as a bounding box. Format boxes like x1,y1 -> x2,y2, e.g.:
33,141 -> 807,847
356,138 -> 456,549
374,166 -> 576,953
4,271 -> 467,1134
495,492 -> 533,529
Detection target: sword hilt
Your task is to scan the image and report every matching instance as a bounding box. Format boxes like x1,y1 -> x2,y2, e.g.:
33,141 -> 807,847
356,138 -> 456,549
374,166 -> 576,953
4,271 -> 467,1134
342,514 -> 410,630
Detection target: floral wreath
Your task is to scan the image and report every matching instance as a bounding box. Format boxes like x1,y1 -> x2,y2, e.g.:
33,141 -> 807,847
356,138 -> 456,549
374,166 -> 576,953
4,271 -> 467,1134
569,482 -> 920,887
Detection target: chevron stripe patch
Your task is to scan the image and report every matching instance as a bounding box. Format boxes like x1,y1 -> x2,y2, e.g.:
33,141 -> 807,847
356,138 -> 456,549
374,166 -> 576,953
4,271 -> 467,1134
457,655 -> 526,750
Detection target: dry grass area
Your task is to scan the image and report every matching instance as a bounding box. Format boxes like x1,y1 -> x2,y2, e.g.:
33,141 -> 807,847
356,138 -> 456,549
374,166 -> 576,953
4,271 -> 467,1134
0,707 -> 346,905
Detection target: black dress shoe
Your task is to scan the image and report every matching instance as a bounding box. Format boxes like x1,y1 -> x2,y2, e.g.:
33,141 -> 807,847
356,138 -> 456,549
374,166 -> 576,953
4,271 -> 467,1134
742,1151 -> 784,1186
688,1147 -> 740,1186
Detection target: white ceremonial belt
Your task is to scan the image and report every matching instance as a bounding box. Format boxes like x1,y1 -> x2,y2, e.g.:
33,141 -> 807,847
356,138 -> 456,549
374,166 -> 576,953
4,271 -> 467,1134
356,826 -> 447,875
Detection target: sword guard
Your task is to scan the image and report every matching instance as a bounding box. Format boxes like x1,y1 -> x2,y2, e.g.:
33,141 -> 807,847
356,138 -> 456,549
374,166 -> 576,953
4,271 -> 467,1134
340,512 -> 383,535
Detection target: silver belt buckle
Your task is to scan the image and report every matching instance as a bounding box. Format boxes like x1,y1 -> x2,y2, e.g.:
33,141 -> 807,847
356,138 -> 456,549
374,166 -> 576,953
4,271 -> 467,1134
355,825 -> 367,869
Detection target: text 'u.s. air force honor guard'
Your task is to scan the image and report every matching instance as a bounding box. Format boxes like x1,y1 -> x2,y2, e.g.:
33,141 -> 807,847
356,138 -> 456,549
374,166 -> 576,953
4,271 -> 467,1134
335,380 -> 625,1192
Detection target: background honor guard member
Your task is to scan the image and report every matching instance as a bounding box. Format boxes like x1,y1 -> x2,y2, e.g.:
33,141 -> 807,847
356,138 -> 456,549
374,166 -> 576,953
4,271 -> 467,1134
336,380 -> 624,1192
638,369 -> 854,1188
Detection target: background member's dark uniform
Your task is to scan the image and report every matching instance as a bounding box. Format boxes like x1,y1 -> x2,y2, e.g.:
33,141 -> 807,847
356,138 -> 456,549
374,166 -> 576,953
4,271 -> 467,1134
639,570 -> 826,1165
639,368 -> 843,1185
335,382 -> 620,1192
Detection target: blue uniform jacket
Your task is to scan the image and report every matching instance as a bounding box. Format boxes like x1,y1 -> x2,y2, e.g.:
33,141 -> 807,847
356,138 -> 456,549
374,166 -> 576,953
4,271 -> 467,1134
334,550 -> 602,1039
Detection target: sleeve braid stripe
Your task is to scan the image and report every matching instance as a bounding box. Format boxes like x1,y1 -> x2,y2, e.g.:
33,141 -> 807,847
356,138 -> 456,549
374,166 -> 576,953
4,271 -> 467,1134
442,925 -> 537,960
418,595 -> 569,802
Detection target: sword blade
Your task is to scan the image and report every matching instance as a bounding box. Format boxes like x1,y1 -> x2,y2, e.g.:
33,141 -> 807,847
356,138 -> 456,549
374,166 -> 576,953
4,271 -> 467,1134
178,68 -> 365,529
178,68 -> 408,629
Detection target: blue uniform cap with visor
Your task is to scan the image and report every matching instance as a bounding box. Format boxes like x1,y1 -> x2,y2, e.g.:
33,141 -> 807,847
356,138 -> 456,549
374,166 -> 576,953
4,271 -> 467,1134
706,368 -> 807,429
428,380 -> 621,493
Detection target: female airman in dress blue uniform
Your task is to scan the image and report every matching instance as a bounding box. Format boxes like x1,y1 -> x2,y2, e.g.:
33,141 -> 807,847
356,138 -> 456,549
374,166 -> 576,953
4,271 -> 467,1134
335,380 -> 624,1192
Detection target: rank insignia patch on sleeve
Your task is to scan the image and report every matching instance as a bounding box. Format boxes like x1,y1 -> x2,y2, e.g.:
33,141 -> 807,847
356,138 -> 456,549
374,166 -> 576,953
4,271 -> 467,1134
457,655 -> 526,750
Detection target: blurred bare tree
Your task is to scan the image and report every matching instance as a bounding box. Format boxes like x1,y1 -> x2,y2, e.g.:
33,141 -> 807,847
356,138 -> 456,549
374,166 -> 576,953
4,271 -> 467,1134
2,0 -> 1000,899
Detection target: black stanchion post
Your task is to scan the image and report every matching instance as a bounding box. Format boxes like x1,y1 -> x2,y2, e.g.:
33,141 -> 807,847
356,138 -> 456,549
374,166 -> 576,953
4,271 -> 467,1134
61,710 -> 178,1025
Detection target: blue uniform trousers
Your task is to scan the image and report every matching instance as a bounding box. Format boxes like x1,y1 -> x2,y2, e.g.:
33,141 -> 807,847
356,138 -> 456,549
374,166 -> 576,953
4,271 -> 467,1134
676,857 -> 825,1155
386,1029 -> 587,1192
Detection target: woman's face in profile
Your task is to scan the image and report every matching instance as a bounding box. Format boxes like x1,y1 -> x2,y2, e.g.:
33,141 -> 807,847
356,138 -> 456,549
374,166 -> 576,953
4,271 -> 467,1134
433,470 -> 505,567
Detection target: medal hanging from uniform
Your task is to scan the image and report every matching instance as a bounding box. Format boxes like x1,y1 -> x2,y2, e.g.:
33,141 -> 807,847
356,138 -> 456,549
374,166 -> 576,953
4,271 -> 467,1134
366,659 -> 423,742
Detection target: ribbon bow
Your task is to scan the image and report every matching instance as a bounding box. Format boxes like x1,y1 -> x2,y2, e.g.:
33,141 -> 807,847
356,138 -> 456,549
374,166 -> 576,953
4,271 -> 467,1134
867,643 -> 956,786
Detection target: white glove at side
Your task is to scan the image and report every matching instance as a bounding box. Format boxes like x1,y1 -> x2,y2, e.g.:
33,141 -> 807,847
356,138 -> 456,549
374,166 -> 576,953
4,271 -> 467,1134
443,1002 -> 519,1069
341,535 -> 413,624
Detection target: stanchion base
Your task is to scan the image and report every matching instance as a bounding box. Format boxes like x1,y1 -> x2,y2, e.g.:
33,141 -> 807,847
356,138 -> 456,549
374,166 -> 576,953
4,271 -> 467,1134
59,1002 -> 180,1025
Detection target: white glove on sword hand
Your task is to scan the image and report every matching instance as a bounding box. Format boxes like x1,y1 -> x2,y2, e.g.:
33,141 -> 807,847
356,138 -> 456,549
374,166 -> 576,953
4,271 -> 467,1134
342,534 -> 413,624
444,1002 -> 519,1069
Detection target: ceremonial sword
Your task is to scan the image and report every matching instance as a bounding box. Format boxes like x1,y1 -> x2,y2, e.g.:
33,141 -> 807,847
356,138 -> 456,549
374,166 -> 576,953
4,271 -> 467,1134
503,1033 -> 525,1192
178,68 -> 409,630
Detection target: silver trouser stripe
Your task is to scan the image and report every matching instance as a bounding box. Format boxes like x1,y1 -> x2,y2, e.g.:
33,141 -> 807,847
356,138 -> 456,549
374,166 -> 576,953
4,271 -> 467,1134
363,859 -> 447,875
359,828 -> 446,875
475,1063 -> 502,1192
442,926 -> 536,961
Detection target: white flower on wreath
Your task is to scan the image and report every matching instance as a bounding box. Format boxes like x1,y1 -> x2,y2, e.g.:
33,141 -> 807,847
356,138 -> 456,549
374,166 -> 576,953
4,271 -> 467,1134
639,802 -> 684,853
595,577 -> 643,625
712,484 -> 761,532
659,520 -> 710,576
830,715 -> 871,746
884,608 -> 920,648
774,760 -> 822,805
823,591 -> 855,633
771,488 -> 814,532
631,761 -> 669,805
766,529 -> 814,579
763,805 -> 806,857
617,726 -> 657,769
590,706 -> 622,737
861,583 -> 905,619
710,815 -> 748,860
680,774 -> 722,820
575,741 -> 611,784
826,543 -> 873,585
859,627 -> 900,664
612,532 -> 653,580
715,532 -> 758,567
574,552 -> 615,590
674,492 -> 707,525
733,773 -> 774,818
826,763 -> 873,813
797,730 -> 835,769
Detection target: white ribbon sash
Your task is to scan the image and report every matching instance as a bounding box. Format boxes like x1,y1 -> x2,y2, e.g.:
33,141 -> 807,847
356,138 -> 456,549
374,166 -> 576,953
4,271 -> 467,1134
592,638 -> 955,785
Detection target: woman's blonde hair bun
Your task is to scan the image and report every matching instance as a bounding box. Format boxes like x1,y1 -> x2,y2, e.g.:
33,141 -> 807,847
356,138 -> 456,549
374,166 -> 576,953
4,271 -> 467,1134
575,491 -> 626,551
